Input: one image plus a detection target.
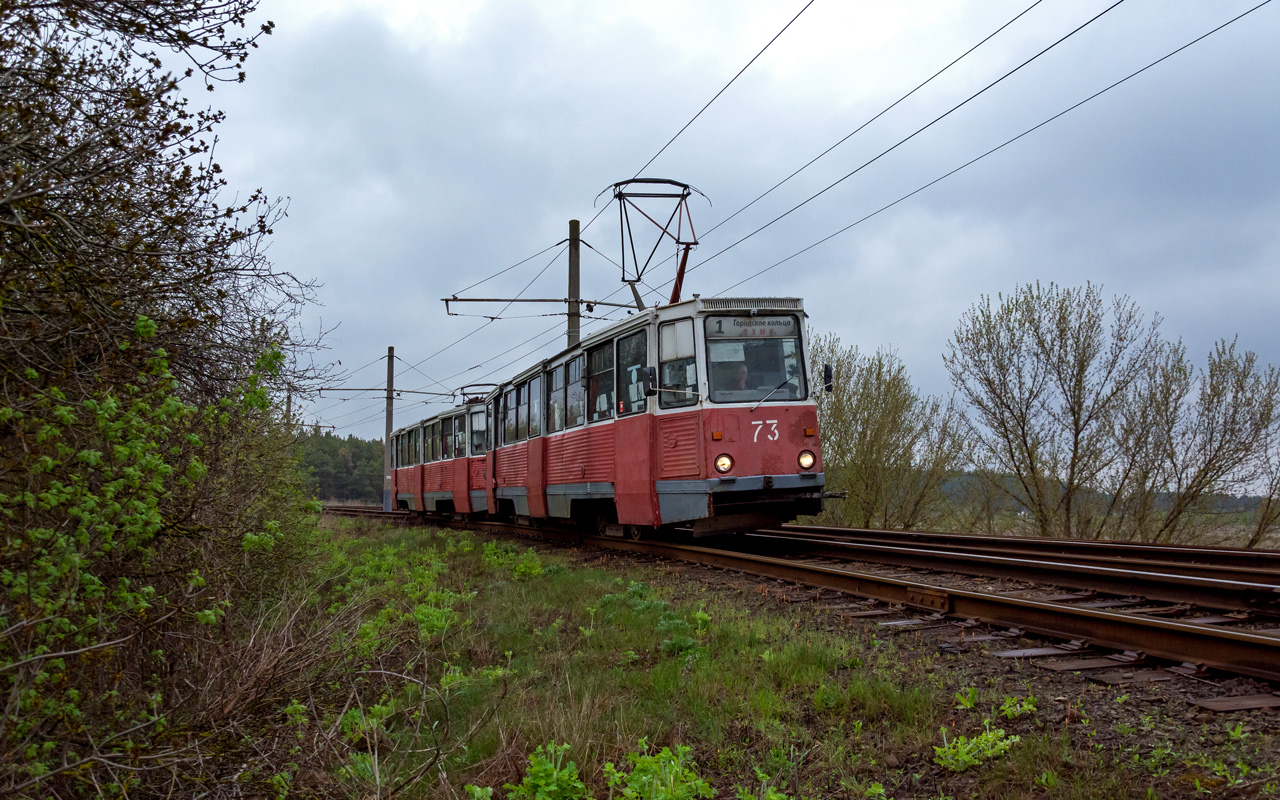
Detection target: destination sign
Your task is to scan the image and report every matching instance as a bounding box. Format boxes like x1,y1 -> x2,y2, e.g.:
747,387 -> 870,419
705,315 -> 798,339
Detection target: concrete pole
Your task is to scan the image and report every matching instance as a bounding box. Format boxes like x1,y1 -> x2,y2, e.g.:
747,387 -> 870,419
568,219 -> 580,348
383,345 -> 394,511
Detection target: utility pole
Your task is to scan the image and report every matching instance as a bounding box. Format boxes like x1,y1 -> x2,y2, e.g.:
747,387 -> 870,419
383,346 -> 393,512
567,219 -> 581,347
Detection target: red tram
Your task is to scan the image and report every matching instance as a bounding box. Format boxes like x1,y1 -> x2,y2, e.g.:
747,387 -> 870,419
391,296 -> 825,536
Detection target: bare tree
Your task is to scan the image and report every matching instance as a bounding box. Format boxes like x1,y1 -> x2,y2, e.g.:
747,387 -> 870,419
812,333 -> 966,531
946,283 -> 1278,543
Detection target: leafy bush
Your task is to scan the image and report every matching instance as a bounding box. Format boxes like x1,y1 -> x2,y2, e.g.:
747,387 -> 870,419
500,743 -> 590,800
933,720 -> 1021,772
998,694 -> 1037,718
604,740 -> 715,800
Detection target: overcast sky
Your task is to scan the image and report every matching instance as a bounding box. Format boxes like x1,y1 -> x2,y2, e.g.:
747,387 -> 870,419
208,0 -> 1280,440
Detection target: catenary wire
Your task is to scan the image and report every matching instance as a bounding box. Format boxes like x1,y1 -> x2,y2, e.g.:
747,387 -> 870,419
389,0 -> 820,391
704,0 -> 1047,238
620,0 -> 1061,282
678,0 -> 1128,279
710,0 -> 1275,296
633,0 -> 817,177
448,239 -> 566,297
335,0 -> 1098,423
333,0 -> 1263,435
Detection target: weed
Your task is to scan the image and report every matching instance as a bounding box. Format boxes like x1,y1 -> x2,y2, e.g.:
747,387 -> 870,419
998,694 -> 1036,719
480,542 -> 545,580
933,719 -> 1021,772
1034,769 -> 1059,789
863,782 -> 891,799
580,606 -> 597,638
1226,721 -> 1248,742
812,683 -> 843,715
498,742 -> 590,800
604,739 -> 714,800
513,548 -> 545,580
733,766 -> 793,800
954,687 -> 978,709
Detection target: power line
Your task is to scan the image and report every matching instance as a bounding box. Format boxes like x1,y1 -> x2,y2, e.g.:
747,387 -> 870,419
449,239 -> 566,297
711,0 -> 1276,297
681,0 -> 1128,280
315,397 -> 385,424
359,0 -> 969,403
615,0 -> 1055,285
633,0 -> 817,177
705,0 -> 1047,239
379,0 -> 816,400
371,1 -> 1124,411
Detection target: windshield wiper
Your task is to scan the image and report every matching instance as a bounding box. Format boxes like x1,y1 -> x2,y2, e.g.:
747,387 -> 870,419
751,378 -> 792,412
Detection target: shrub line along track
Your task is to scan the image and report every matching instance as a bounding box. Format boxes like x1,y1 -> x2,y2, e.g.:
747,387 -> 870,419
323,505 -> 1280,693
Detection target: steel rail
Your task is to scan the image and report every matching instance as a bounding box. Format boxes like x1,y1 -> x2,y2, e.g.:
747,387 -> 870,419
779,523 -> 1280,571
738,533 -> 1280,612
589,537 -> 1280,684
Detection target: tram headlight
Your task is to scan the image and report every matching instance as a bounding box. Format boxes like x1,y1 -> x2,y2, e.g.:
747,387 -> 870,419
798,450 -> 816,470
714,454 -> 734,474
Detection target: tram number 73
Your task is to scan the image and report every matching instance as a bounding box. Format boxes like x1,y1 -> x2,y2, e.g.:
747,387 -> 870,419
751,420 -> 779,442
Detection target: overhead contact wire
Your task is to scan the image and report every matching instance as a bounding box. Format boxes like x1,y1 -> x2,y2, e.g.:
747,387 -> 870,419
706,0 -> 1047,238
685,0 -> 1128,276
713,0 -> 1275,295
633,0 -> 817,177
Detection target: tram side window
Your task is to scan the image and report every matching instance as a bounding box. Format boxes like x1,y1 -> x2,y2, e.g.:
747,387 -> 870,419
527,374 -> 543,437
566,356 -> 586,428
392,435 -> 399,468
617,330 -> 648,416
502,388 -> 518,445
546,366 -> 565,433
515,383 -> 528,441
587,343 -> 614,422
452,416 -> 467,455
487,400 -> 496,450
424,421 -> 435,462
441,416 -> 453,460
470,410 -> 487,455
659,319 -> 698,408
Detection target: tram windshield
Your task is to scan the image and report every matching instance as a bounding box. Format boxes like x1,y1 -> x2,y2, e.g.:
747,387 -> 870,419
705,314 -> 807,404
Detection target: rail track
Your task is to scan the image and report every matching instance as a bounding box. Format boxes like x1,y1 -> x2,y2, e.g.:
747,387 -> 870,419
323,505 -> 1280,707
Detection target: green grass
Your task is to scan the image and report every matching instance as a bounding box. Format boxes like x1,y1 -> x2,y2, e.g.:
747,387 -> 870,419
321,522 -> 1276,799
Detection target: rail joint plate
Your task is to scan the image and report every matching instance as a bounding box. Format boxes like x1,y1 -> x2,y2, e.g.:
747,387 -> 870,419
908,587 -> 951,613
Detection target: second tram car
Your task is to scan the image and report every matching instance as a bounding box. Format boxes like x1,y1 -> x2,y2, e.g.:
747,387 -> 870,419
391,296 -> 825,536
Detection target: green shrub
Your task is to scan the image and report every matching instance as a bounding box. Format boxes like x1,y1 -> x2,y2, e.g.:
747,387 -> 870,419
933,720 -> 1021,772
501,743 -> 590,800
604,740 -> 715,800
